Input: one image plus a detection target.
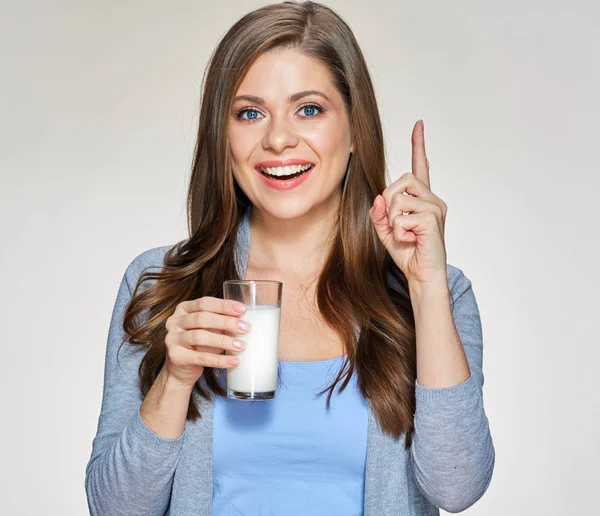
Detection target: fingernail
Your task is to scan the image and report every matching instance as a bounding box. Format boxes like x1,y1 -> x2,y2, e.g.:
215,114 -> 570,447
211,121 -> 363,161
237,321 -> 251,331
233,339 -> 246,350
228,357 -> 240,366
233,302 -> 246,313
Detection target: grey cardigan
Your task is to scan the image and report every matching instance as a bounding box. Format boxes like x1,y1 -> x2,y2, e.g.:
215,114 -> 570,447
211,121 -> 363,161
85,206 -> 495,515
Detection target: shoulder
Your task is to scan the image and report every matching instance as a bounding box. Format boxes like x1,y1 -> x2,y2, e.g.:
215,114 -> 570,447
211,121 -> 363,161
123,244 -> 177,290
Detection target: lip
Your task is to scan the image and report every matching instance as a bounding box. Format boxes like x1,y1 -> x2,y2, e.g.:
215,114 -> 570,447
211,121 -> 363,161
255,163 -> 315,191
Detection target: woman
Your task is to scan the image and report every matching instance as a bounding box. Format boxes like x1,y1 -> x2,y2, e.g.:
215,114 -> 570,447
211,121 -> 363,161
85,1 -> 495,514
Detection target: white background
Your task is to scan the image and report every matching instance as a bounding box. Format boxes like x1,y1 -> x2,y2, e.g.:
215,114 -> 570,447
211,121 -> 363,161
1,0 -> 598,514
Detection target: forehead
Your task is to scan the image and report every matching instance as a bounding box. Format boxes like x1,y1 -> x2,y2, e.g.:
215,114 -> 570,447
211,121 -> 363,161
235,48 -> 335,98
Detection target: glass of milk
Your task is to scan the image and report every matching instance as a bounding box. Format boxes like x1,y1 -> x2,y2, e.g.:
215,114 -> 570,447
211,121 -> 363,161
223,280 -> 283,400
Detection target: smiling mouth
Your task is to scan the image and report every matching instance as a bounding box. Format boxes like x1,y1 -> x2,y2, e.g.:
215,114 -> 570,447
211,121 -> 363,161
257,164 -> 314,181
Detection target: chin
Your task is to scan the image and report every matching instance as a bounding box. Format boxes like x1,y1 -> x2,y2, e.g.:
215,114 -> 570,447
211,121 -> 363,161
252,198 -> 316,219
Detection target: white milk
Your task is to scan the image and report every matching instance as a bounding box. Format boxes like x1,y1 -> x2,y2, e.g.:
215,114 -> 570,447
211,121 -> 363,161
227,304 -> 281,397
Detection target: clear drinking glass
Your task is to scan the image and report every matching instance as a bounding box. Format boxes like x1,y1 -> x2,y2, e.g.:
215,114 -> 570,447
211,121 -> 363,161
223,280 -> 283,400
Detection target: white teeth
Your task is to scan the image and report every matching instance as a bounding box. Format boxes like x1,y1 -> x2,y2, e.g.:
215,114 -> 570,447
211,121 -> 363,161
259,163 -> 313,176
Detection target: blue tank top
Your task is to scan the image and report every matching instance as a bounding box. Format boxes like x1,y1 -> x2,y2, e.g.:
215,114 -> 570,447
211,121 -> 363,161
212,356 -> 369,515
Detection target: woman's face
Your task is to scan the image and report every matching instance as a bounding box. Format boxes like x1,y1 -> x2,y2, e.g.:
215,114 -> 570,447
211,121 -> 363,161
228,47 -> 354,220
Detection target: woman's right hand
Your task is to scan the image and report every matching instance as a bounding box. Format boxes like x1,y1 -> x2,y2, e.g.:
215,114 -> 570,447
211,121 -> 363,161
162,297 -> 250,391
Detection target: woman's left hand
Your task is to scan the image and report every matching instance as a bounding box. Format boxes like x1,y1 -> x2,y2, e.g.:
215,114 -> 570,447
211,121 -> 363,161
369,120 -> 448,285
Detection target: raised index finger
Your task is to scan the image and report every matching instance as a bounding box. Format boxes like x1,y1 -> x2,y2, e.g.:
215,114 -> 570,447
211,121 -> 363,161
411,119 -> 430,188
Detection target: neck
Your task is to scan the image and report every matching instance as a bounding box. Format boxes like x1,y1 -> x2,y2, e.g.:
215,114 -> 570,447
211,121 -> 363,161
247,195 -> 340,279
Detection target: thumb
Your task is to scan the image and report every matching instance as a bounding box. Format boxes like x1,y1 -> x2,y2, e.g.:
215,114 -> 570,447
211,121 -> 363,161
369,195 -> 392,243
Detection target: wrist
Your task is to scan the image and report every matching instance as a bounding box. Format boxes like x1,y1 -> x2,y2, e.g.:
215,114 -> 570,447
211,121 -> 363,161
408,273 -> 449,298
159,366 -> 195,395
140,365 -> 192,441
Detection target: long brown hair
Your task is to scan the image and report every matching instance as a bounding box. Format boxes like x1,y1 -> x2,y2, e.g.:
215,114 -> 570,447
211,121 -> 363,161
120,0 -> 416,449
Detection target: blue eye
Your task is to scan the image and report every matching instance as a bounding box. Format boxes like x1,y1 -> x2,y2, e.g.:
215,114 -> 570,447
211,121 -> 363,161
298,104 -> 324,118
236,108 -> 263,121
234,103 -> 325,122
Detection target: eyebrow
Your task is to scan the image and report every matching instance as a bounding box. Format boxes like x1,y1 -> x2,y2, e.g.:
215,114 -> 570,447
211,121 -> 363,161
232,90 -> 330,105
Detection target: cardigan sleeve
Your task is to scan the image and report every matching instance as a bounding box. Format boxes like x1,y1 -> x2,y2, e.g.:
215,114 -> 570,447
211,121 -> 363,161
85,252 -> 184,516
409,266 -> 495,513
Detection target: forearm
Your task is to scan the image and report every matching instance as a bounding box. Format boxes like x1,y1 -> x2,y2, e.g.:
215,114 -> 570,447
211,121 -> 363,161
409,274 -> 470,388
140,366 -> 193,440
86,259 -> 188,515
86,369 -> 191,515
408,270 -> 495,512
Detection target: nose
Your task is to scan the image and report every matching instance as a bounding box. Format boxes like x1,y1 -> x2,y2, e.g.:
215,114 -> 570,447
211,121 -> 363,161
261,113 -> 299,153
